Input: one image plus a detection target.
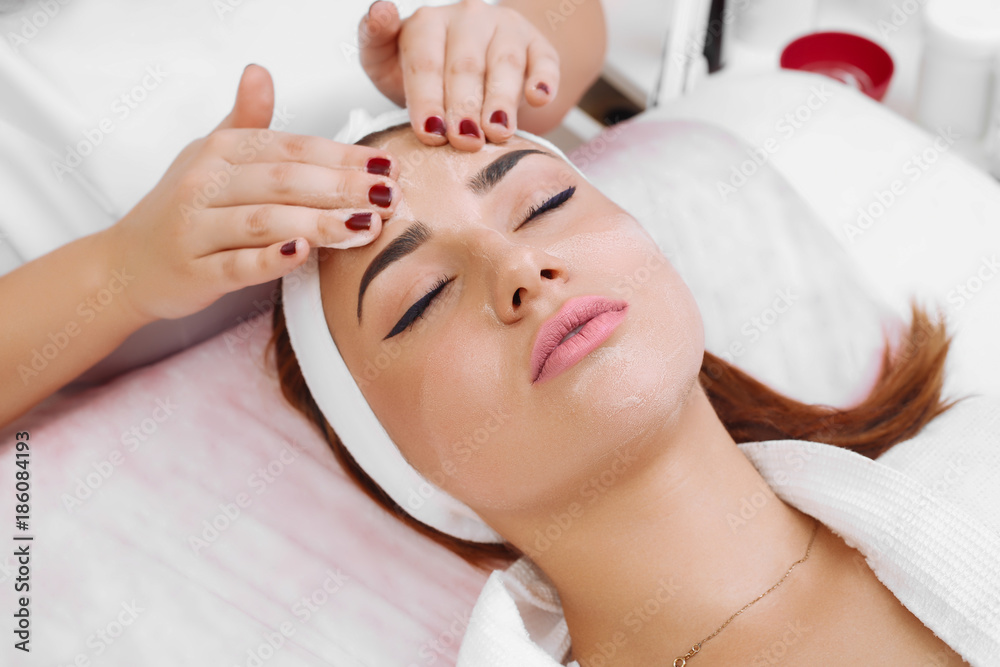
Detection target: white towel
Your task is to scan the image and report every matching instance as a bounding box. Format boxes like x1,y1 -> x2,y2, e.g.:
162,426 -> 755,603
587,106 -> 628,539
457,395 -> 1000,667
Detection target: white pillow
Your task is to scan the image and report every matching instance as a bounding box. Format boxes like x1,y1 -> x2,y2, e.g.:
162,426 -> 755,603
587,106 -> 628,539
578,117 -> 892,407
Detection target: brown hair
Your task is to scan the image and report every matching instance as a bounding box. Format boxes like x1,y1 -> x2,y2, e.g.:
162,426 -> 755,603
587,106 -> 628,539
268,292 -> 966,572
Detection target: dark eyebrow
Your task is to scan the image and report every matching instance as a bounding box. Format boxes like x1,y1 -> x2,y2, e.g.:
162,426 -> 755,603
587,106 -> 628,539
467,149 -> 553,195
357,149 -> 556,324
357,221 -> 431,322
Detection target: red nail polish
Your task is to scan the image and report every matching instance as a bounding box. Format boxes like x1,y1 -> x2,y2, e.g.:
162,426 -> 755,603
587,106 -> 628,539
280,240 -> 297,256
366,157 -> 391,176
536,82 -> 551,95
459,119 -> 480,137
490,110 -> 508,128
424,116 -> 446,136
369,184 -> 392,208
346,212 -> 373,231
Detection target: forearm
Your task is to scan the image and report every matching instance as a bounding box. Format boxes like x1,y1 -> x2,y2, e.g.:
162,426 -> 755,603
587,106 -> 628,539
502,0 -> 607,135
0,229 -> 152,429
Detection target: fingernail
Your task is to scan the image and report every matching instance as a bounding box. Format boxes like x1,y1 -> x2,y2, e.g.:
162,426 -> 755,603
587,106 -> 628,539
490,110 -> 508,128
366,157 -> 391,176
369,184 -> 392,208
424,116 -> 446,136
459,119 -> 480,137
535,82 -> 551,95
280,240 -> 298,256
346,212 -> 373,231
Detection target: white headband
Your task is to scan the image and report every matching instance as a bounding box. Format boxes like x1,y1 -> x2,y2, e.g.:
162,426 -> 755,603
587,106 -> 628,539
281,108 -> 586,543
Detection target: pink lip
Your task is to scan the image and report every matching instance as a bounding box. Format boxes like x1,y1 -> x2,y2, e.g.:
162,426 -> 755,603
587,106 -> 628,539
531,296 -> 629,384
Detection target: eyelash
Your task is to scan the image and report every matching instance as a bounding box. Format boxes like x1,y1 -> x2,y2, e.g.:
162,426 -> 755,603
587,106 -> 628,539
383,186 -> 577,340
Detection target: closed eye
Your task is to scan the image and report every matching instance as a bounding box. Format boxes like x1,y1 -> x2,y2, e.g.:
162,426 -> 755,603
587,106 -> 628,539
516,186 -> 576,231
383,185 -> 577,340
384,275 -> 451,340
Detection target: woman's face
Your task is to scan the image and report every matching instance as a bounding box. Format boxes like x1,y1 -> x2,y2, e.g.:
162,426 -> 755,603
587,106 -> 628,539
319,128 -> 705,521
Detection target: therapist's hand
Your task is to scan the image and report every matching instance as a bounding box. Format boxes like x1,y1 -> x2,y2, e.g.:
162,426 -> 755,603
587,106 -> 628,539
359,0 -> 560,151
106,64 -> 398,323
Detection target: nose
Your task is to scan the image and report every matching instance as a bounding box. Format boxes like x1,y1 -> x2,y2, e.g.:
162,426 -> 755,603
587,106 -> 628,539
487,237 -> 568,325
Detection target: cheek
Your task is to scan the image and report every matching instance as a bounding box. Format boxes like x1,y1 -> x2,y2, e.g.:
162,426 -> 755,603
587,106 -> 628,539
512,219 -> 705,505
409,322 -> 512,492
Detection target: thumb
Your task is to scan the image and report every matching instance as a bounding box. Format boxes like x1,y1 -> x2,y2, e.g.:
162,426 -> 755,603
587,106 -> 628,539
360,1 -> 402,72
213,64 -> 275,132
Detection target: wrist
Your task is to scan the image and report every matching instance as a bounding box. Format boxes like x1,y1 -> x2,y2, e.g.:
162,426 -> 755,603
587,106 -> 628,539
91,223 -> 158,331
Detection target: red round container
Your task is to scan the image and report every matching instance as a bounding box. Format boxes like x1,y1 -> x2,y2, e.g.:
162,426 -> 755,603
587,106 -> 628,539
780,31 -> 895,101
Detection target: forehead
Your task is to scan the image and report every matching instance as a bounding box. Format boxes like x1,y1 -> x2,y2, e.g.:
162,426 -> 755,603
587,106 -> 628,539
379,130 -> 546,185
319,132 -> 569,326
353,130 -> 563,247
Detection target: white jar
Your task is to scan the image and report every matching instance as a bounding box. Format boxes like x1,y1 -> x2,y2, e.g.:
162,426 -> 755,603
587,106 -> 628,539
916,0 -> 1000,141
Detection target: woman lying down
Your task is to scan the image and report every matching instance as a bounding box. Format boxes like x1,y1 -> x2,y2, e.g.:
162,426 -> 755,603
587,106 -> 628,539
271,113 -> 1000,666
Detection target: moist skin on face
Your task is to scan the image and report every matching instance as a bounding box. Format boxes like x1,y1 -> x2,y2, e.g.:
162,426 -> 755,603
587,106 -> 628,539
320,131 -> 707,518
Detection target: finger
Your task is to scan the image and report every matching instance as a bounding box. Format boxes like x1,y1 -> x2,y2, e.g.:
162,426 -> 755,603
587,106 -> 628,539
360,1 -> 405,102
398,9 -> 449,146
200,129 -> 399,179
523,36 -> 560,108
188,162 -> 399,217
481,23 -> 528,143
360,0 -> 402,60
204,237 -> 312,292
213,64 -> 275,132
441,12 -> 492,152
190,205 -> 383,256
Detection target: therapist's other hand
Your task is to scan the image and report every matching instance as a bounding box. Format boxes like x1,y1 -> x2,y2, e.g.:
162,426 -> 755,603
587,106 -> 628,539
359,0 -> 560,151
107,64 -> 397,323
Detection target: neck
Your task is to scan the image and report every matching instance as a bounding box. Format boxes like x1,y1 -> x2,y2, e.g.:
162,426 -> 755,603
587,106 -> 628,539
498,383 -> 822,666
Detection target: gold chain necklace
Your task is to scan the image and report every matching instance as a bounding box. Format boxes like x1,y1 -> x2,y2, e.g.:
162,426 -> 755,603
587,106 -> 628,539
670,517 -> 821,667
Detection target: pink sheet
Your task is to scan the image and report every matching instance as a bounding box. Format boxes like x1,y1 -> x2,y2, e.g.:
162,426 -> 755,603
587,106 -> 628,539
1,314 -> 489,666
